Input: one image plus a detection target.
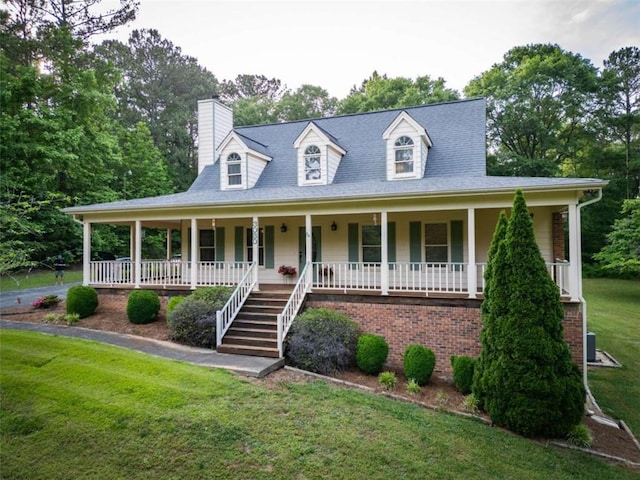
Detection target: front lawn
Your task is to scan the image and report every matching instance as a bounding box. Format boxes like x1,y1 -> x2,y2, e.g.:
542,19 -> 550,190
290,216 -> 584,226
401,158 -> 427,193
1,268 -> 82,291
585,278 -> 640,435
1,330 -> 636,480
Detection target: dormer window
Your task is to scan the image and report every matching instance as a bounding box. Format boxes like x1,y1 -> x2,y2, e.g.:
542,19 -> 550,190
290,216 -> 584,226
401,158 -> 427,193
227,152 -> 242,186
394,136 -> 414,174
304,145 -> 322,181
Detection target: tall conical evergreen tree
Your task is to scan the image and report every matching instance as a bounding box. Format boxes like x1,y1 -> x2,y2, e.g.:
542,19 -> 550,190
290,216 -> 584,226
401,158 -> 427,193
473,210 -> 508,408
474,190 -> 585,437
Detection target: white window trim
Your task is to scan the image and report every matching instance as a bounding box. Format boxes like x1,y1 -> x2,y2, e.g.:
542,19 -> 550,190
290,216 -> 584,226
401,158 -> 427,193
303,145 -> 323,184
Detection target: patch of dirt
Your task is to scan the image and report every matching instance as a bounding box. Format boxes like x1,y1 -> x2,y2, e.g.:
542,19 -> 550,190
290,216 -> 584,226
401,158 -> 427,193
2,302 -> 639,467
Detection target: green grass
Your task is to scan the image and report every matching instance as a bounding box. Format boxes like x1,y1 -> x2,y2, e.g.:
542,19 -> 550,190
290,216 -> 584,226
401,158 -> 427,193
1,330 -> 636,480
0,268 -> 82,291
584,278 -> 640,435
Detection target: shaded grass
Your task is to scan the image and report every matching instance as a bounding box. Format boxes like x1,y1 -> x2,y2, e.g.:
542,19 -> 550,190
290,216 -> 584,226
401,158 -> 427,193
1,330 -> 636,480
1,268 -> 82,291
585,278 -> 640,435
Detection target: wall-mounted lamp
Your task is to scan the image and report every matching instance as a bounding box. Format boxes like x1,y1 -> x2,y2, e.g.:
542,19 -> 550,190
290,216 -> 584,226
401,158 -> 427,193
280,223 -> 287,233
331,221 -> 337,231
211,218 -> 216,228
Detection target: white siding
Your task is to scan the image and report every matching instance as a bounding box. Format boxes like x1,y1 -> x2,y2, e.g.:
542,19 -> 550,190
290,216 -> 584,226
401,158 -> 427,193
197,99 -> 233,174
247,154 -> 269,189
297,130 -> 327,186
385,119 -> 423,181
219,138 -> 246,190
327,146 -> 342,184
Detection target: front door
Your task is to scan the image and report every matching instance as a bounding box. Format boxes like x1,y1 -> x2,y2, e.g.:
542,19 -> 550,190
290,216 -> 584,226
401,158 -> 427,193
298,226 -> 322,278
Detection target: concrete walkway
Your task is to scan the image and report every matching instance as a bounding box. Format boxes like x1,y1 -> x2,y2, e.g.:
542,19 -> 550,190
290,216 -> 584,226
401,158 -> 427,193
0,319 -> 284,378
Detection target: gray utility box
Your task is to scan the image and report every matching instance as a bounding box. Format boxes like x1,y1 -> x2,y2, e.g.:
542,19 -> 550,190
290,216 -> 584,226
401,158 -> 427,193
586,332 -> 597,362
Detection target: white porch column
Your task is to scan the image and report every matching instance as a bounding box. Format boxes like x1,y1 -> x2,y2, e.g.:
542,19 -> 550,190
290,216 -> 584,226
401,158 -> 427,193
252,216 -> 260,290
467,208 -> 477,299
305,214 -> 312,270
190,218 -> 198,289
567,203 -> 580,301
381,211 -> 389,295
134,220 -> 142,288
82,221 -> 91,286
129,224 -> 135,260
166,228 -> 172,260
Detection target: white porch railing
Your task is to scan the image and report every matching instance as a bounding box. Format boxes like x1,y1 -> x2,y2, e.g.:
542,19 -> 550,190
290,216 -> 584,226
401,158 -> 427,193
88,260 -> 252,287
216,263 -> 257,348
476,262 -> 570,295
312,262 -> 466,294
277,263 -> 312,357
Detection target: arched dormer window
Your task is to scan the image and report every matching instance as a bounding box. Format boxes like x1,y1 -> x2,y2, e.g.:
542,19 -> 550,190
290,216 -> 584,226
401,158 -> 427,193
227,152 -> 242,186
394,136 -> 414,174
304,145 -> 322,181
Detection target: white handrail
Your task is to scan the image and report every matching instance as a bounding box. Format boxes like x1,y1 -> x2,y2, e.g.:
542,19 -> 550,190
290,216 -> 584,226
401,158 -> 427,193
277,263 -> 312,357
216,262 -> 257,347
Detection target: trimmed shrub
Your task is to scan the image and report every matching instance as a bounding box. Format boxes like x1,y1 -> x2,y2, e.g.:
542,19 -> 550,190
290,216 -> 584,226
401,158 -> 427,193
285,308 -> 360,375
476,189 -> 585,437
403,344 -> 436,386
166,296 -> 186,315
167,297 -> 217,348
66,286 -> 99,319
127,290 -> 160,325
450,355 -> 476,394
356,334 -> 388,375
190,287 -> 233,309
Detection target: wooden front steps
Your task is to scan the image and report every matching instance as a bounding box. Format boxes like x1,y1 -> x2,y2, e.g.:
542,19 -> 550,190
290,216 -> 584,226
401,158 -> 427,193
217,289 -> 291,358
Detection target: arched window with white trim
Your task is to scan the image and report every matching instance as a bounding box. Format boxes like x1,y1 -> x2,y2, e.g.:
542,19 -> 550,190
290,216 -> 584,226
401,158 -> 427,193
227,152 -> 242,186
394,136 -> 414,174
304,145 -> 322,181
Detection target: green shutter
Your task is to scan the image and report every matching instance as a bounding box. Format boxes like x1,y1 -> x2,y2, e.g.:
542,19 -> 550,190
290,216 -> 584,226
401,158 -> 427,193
215,227 -> 225,262
451,220 -> 464,271
312,226 -> 322,262
234,226 -> 243,262
265,225 -> 274,269
387,222 -> 396,266
187,228 -> 192,261
348,223 -> 359,268
409,221 -> 422,269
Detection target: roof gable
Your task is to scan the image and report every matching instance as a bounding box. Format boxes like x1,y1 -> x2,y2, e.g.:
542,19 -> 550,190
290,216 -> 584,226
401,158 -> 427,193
218,131 -> 272,162
382,110 -> 433,147
293,121 -> 347,155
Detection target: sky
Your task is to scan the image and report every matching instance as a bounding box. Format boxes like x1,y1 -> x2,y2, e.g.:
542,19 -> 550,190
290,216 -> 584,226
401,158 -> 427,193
99,0 -> 640,98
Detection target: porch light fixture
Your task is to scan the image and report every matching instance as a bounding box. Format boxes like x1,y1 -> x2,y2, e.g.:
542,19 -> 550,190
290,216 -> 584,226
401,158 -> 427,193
211,218 -> 216,228
280,223 -> 287,233
331,221 -> 337,231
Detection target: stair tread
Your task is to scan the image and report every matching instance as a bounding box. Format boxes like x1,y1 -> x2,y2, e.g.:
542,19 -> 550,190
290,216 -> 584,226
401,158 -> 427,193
218,344 -> 278,352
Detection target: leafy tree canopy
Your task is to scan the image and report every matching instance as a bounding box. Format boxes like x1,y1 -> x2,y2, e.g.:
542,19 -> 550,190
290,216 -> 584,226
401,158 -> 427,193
594,199 -> 640,277
338,71 -> 459,114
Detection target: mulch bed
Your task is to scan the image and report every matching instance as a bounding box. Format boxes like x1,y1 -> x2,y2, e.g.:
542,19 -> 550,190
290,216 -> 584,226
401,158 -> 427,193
2,300 -> 639,468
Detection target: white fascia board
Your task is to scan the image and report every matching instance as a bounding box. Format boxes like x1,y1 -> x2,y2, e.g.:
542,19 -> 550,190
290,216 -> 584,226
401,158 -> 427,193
382,111 -> 432,147
218,131 -> 272,162
293,122 -> 346,155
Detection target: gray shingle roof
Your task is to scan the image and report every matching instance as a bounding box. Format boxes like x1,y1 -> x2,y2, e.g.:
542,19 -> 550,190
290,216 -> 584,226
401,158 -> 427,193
64,98 -> 607,214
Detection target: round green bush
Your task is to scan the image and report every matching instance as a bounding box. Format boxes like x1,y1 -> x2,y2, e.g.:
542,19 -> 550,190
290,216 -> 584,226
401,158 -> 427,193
356,334 -> 389,375
66,286 -> 99,319
285,308 -> 360,375
166,296 -> 186,315
403,344 -> 436,386
167,297 -> 217,348
127,290 -> 160,325
450,355 -> 476,394
190,287 -> 233,309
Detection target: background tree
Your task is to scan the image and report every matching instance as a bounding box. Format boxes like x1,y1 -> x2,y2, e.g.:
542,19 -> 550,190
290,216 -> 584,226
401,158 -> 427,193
474,190 -> 585,437
593,199 -> 640,278
464,44 -> 599,177
338,71 -> 459,114
95,29 -> 219,190
276,84 -> 337,121
3,0 -> 139,39
600,46 -> 640,200
219,74 -> 285,126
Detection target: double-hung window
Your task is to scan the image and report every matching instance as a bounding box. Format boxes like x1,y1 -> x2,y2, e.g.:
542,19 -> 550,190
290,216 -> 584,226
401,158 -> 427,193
304,145 -> 322,181
394,136 -> 414,174
425,223 -> 448,263
361,225 -> 381,263
227,152 -> 242,186
199,229 -> 215,262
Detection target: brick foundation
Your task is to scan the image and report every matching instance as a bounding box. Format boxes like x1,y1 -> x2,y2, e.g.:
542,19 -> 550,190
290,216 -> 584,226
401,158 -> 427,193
306,293 -> 583,376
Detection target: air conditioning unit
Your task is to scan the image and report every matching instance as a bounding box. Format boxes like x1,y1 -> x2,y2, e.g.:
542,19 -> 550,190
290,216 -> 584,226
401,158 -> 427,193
586,332 -> 596,362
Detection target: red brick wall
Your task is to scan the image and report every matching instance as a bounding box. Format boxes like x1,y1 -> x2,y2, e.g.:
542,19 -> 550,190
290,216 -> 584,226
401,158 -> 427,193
306,294 -> 583,376
552,211 -> 566,261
